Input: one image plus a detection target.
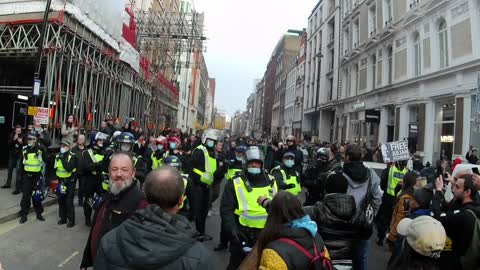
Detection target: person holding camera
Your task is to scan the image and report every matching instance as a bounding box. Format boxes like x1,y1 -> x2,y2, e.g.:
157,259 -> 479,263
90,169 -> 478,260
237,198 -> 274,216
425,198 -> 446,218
2,125 -> 24,194
61,114 -> 79,144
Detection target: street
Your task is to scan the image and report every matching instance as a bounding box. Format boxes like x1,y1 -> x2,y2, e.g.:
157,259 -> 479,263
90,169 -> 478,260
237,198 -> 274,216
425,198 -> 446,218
0,192 -> 389,270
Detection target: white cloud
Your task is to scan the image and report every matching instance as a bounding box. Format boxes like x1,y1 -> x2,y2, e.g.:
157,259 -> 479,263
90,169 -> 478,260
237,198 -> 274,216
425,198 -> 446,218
194,0 -> 317,116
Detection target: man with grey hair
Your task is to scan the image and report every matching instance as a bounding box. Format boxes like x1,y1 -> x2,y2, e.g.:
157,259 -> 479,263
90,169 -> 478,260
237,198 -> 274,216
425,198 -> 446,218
80,152 -> 149,269
95,167 -> 212,270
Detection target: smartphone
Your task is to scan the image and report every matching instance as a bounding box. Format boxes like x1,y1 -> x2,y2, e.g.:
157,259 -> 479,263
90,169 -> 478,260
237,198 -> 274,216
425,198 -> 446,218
473,167 -> 480,176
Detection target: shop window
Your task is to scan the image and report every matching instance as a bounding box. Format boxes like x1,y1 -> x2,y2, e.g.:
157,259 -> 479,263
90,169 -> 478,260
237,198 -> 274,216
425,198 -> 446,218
434,100 -> 455,161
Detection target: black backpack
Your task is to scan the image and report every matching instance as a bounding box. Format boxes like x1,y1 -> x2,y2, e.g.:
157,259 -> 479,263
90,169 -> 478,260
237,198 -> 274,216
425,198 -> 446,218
277,238 -> 333,270
343,170 -> 375,239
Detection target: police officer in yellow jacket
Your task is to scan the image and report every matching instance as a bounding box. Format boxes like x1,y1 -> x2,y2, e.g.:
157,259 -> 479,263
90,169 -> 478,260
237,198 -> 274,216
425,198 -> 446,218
189,129 -> 222,239
270,152 -> 302,196
163,155 -> 192,219
55,138 -> 78,227
19,132 -> 48,224
220,146 -> 278,270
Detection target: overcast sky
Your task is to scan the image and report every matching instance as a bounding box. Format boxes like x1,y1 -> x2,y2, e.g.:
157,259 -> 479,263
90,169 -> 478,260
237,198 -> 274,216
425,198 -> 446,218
195,0 -> 318,117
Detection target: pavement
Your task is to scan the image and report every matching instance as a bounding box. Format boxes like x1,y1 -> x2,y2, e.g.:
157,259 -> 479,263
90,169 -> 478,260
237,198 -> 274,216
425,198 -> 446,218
0,168 -> 390,269
0,169 -> 57,225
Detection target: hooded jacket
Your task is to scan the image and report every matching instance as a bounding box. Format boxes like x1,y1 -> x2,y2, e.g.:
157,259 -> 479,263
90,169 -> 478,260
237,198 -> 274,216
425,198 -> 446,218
305,193 -> 357,260
94,204 -> 212,270
330,161 -> 383,215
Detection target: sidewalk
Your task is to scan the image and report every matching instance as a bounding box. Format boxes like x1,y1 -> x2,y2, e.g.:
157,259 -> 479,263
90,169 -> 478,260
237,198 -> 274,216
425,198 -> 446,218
0,169 -> 57,224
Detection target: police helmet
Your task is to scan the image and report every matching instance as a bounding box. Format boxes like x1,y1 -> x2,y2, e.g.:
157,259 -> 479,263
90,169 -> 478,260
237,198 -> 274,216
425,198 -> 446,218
164,155 -> 182,170
245,146 -> 264,164
316,147 -> 329,162
32,190 -> 45,202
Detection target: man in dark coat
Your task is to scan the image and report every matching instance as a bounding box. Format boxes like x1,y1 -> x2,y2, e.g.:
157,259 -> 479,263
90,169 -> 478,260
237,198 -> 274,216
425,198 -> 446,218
94,167 -> 212,270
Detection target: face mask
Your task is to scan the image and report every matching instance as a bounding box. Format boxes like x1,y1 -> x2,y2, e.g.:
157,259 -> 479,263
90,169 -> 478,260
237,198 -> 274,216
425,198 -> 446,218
157,145 -> 164,151
236,156 -> 244,162
247,167 -> 261,175
207,140 -> 214,148
28,143 -> 33,147
97,142 -> 103,148
60,147 -> 67,154
284,159 -> 295,168
169,143 -> 177,150
120,144 -> 131,152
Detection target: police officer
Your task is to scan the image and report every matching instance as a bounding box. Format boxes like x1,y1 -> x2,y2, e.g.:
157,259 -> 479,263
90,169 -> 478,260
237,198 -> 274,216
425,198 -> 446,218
19,132 -> 48,224
214,145 -> 246,251
83,132 -> 108,226
55,138 -> 78,227
190,129 -> 219,239
164,155 -> 192,219
303,147 -> 341,205
271,152 -> 302,196
113,132 -> 147,186
220,146 -> 278,269
376,160 -> 408,245
148,136 -> 167,173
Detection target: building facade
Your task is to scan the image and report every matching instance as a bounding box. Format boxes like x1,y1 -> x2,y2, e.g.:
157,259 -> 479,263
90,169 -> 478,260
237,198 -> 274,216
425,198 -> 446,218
334,0 -> 480,163
303,0 -> 341,143
293,32 -> 308,140
253,79 -> 265,138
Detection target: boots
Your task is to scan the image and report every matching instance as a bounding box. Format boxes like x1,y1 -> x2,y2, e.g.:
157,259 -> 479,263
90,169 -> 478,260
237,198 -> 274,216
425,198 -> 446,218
19,215 -> 27,224
36,214 -> 45,221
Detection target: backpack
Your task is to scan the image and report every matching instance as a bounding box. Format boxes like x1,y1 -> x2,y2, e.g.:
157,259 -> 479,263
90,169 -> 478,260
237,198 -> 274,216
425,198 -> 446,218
277,238 -> 333,270
346,170 -> 375,239
460,209 -> 480,270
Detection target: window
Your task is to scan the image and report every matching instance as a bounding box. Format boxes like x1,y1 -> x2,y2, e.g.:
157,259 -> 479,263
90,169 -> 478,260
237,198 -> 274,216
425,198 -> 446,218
369,5 -> 377,36
387,46 -> 393,84
371,54 -> 377,89
438,20 -> 449,68
384,0 -> 393,24
353,19 -> 359,48
413,32 -> 421,76
344,28 -> 350,52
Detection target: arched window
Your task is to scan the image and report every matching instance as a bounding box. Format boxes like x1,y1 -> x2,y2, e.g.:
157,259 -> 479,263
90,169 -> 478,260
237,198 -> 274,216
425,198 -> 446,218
438,19 -> 449,68
413,32 -> 421,76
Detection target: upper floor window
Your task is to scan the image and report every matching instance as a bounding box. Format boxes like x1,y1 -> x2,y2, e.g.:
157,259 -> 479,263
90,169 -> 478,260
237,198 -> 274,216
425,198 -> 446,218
413,32 -> 421,76
384,0 -> 393,25
369,5 -> 377,37
438,20 -> 449,68
387,46 -> 393,84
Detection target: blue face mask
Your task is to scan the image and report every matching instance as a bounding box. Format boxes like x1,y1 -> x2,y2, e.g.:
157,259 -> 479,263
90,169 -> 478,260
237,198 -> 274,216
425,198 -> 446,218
247,167 -> 262,175
28,143 -> 33,147
207,140 -> 215,148
169,143 -> 177,150
236,156 -> 244,162
157,145 -> 164,151
284,159 -> 295,168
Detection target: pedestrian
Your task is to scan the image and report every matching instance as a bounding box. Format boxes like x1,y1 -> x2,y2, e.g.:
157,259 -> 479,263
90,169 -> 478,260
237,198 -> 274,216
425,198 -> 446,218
133,134 -> 147,156
61,114 -> 78,144
80,152 -> 149,269
430,172 -> 480,270
94,166 -> 211,270
270,152 -> 301,195
190,129 -> 219,240
82,132 -> 108,226
71,134 -> 87,206
386,171 -> 418,249
220,146 -> 278,270
255,191 -> 332,270
376,161 -> 409,246
2,125 -> 24,194
328,144 -> 383,270
19,132 -> 47,224
387,216 -> 445,270
466,147 -> 479,165
55,138 -> 78,227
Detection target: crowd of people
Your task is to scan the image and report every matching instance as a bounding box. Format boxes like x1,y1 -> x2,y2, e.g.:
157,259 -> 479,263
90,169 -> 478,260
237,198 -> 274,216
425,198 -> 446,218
2,116 -> 480,270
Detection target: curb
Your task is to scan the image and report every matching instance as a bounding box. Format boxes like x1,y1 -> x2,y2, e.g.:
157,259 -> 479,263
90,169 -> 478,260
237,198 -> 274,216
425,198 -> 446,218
0,197 -> 57,225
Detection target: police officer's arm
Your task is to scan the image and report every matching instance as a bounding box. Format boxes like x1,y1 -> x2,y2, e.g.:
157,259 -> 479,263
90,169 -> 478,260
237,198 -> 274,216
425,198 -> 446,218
40,147 -> 49,162
271,168 -> 289,190
189,148 -> 204,182
61,153 -> 77,172
83,150 -> 96,173
39,130 -> 52,147
220,180 -> 238,238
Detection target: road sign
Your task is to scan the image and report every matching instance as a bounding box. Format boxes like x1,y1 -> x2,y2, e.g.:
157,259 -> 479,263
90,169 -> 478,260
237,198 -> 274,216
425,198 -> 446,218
33,79 -> 41,96
33,107 -> 49,125
381,140 -> 410,163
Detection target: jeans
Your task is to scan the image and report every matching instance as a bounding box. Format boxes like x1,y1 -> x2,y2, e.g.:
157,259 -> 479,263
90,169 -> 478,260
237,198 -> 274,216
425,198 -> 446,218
5,155 -> 22,190
352,239 -> 369,270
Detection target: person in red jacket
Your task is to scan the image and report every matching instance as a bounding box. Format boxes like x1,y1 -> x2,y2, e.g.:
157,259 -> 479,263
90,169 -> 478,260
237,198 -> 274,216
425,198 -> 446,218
80,152 -> 148,269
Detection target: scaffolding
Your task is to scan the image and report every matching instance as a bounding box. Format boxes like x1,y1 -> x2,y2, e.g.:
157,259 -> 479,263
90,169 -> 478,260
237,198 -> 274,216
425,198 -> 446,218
0,10 -> 177,137
134,9 -> 206,80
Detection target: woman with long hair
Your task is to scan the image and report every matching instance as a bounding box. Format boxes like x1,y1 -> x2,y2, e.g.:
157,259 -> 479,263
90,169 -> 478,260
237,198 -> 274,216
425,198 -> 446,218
256,191 -> 332,270
61,114 -> 78,143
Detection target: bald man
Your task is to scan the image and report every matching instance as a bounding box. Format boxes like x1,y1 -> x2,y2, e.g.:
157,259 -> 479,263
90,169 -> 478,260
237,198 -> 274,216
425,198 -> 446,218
95,167 -> 212,270
80,152 -> 149,269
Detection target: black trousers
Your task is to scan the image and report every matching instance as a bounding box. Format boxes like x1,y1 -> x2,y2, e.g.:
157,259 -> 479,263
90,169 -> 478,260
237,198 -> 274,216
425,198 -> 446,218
375,195 -> 395,241
58,177 -> 77,223
78,175 -> 87,201
226,244 -> 247,270
190,183 -> 210,235
226,227 -> 259,270
83,174 -> 100,223
5,155 -> 22,190
20,173 -> 43,216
